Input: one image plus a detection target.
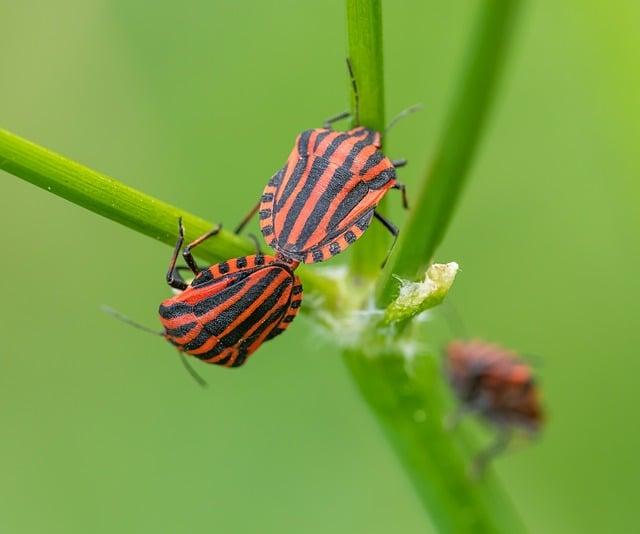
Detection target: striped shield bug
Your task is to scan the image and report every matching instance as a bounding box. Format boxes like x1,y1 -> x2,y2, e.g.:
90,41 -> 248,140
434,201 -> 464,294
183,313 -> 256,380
445,339 -> 544,474
236,60 -> 419,266
159,219 -> 303,368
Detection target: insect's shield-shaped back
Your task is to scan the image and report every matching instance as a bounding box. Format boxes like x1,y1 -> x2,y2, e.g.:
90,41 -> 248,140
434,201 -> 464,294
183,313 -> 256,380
384,262 -> 459,325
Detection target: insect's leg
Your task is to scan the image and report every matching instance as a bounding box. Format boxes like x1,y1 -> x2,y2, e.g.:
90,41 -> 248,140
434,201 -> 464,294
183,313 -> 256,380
373,210 -> 399,268
234,200 -> 261,235
391,159 -> 407,168
166,218 -> 188,291
471,429 -> 512,479
392,182 -> 409,210
322,111 -> 351,129
247,233 -> 263,255
182,224 -> 223,275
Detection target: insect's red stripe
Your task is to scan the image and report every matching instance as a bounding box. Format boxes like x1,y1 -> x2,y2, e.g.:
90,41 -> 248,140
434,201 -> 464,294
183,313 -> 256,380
361,158 -> 395,183
159,311 -> 198,330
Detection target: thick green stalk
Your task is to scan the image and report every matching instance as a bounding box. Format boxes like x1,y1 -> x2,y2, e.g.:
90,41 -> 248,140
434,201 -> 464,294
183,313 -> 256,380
346,0 -> 388,279
345,0 -> 525,532
0,128 -> 339,310
344,349 -> 526,533
378,0 -> 522,305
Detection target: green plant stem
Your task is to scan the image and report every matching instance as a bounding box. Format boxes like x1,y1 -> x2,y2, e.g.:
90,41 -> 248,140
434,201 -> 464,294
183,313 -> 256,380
0,128 -> 339,310
346,0 -> 388,280
344,0 -> 525,532
377,0 -> 522,305
344,349 -> 526,533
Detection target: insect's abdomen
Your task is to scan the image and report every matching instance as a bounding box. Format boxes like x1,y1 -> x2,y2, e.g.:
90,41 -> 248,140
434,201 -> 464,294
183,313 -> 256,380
159,259 -> 301,367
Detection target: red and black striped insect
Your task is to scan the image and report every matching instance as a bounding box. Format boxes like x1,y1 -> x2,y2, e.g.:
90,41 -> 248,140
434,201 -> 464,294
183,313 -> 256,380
445,339 -> 544,473
236,61 -> 416,266
159,219 -> 303,368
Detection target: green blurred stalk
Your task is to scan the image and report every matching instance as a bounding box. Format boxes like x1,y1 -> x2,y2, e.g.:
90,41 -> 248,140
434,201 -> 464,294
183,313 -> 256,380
0,128 -> 340,310
346,0 -> 389,279
344,349 -> 526,533
377,0 -> 522,305
343,0 -> 525,532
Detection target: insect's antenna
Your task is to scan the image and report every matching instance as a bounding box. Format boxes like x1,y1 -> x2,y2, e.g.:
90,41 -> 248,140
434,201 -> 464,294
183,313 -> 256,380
346,58 -> 360,125
102,305 -> 208,388
384,104 -> 423,136
101,305 -> 162,336
178,351 -> 208,388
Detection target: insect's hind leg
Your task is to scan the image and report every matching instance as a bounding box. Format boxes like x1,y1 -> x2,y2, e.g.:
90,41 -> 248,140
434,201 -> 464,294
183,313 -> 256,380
392,182 -> 409,210
373,210 -> 399,268
470,429 -> 512,479
166,218 -> 188,291
182,224 -> 223,275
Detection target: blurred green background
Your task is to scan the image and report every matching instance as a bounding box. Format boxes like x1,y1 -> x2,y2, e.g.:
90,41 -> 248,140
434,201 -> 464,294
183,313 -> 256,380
1,1 -> 638,532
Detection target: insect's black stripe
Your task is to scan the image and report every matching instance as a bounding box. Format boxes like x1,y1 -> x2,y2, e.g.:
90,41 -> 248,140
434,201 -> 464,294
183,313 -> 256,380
324,181 -> 370,237
312,250 -> 324,262
268,166 -> 285,188
329,242 -> 341,256
278,155 -> 330,244
191,271 -> 255,329
159,301 -> 191,319
294,170 -> 367,249
183,327 -> 219,352
290,300 -> 302,309
360,150 -> 385,175
165,321 -> 197,338
259,209 -> 271,220
198,268 -> 282,339
238,301 -> 290,352
275,131 -> 312,210
261,193 -> 274,203
217,273 -> 293,348
236,257 -> 247,269
265,327 -> 285,341
366,167 -> 396,189
218,262 -> 230,274
292,284 -> 303,295
345,230 -> 357,243
313,129 -> 332,151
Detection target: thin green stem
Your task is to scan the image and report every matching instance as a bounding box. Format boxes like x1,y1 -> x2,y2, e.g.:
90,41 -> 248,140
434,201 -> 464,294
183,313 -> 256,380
346,0 -> 388,279
377,0 -> 522,305
0,128 -> 340,310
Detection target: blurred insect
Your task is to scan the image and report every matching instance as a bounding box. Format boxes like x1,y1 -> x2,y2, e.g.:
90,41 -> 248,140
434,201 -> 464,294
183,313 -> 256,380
236,59 -> 420,267
160,219 -> 303,368
444,339 -> 544,475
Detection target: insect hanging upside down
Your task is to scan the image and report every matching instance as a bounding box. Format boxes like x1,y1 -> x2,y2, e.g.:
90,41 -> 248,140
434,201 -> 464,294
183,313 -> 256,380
445,339 -> 544,475
159,219 -> 303,368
